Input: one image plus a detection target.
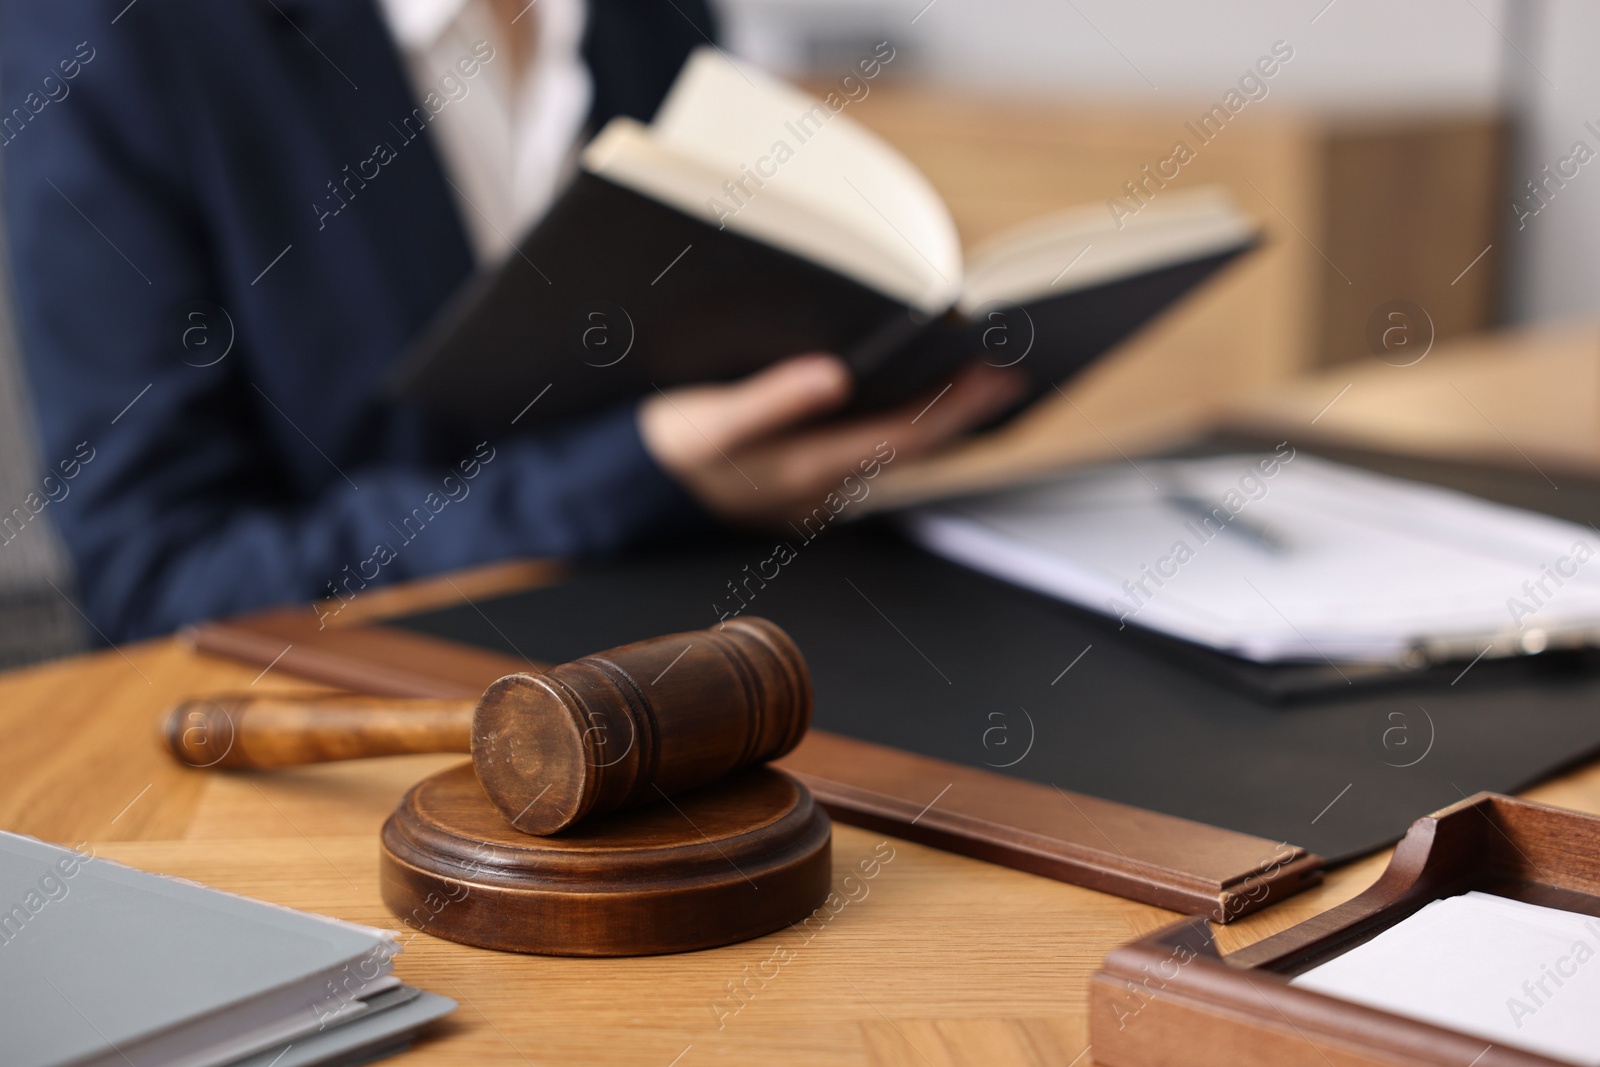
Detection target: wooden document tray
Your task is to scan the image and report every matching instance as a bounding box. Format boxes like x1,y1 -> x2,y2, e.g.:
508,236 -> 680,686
190,604 -> 1322,921
1090,792 -> 1600,1067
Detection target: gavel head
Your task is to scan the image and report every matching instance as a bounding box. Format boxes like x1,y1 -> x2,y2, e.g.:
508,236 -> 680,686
472,616 -> 812,834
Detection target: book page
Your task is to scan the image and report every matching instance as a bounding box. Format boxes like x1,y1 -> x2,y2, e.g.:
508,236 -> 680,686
583,48 -> 962,313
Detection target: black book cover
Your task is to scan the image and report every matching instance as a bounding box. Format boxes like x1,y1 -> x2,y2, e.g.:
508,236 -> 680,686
851,244 -> 1255,410
390,173 -> 918,430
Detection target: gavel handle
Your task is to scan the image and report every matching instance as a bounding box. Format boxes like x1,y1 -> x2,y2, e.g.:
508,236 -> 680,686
163,693 -> 474,769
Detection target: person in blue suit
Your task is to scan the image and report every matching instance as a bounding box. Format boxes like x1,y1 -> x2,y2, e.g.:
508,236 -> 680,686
1,0 -> 1017,643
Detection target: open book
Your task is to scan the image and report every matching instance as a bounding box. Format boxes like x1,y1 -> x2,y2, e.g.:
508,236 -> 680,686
394,48 -> 1260,428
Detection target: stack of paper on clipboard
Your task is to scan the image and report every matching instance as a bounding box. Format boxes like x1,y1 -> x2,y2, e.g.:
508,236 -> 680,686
905,451 -> 1600,666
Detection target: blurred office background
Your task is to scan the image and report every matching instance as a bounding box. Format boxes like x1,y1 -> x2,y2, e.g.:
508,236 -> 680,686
725,0 -> 1599,324
0,215 -> 81,668
723,0 -> 1502,105
710,0 -> 1600,496
0,0 -> 1595,665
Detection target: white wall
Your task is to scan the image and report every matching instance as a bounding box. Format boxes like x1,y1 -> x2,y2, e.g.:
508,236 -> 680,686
720,0 -> 1507,107
1501,0 -> 1600,323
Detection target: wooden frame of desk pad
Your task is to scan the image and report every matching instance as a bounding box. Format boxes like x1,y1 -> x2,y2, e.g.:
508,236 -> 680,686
188,602 -> 1324,922
1091,792 -> 1600,1067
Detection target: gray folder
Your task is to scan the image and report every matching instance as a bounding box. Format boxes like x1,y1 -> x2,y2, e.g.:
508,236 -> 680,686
0,831 -> 453,1067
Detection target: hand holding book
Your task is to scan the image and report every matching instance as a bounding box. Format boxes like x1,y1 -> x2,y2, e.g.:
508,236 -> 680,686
640,353 -> 1023,525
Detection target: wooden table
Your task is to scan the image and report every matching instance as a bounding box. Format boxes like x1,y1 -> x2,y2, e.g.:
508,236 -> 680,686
7,322 -> 1600,1066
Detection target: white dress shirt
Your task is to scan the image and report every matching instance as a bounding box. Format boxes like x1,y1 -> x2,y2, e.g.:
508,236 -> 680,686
375,0 -> 592,266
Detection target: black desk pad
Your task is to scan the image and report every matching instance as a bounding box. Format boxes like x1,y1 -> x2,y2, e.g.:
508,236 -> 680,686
394,481 -> 1600,865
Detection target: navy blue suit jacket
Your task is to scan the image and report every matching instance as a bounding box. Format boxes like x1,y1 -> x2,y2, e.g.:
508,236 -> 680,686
2,0 -> 716,642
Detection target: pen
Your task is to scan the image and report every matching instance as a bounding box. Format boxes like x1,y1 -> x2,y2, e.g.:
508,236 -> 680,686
1154,475 -> 1289,554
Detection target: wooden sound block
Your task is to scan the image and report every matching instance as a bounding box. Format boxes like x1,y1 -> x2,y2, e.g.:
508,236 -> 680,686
379,762 -> 832,956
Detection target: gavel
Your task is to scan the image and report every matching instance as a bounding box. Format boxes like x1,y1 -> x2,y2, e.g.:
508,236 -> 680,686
163,617 -> 810,835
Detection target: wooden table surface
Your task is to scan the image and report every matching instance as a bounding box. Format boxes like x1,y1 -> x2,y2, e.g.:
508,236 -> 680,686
7,321 -> 1600,1066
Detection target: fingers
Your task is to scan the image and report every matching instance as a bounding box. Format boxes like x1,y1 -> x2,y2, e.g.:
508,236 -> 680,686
642,358 -> 1027,527
758,364 -> 1026,488
891,364 -> 1027,449
738,353 -> 854,440
689,354 -> 854,452
640,353 -> 851,475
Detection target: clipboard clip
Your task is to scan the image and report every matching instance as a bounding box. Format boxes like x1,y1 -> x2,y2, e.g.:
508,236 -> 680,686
1401,625 -> 1600,669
